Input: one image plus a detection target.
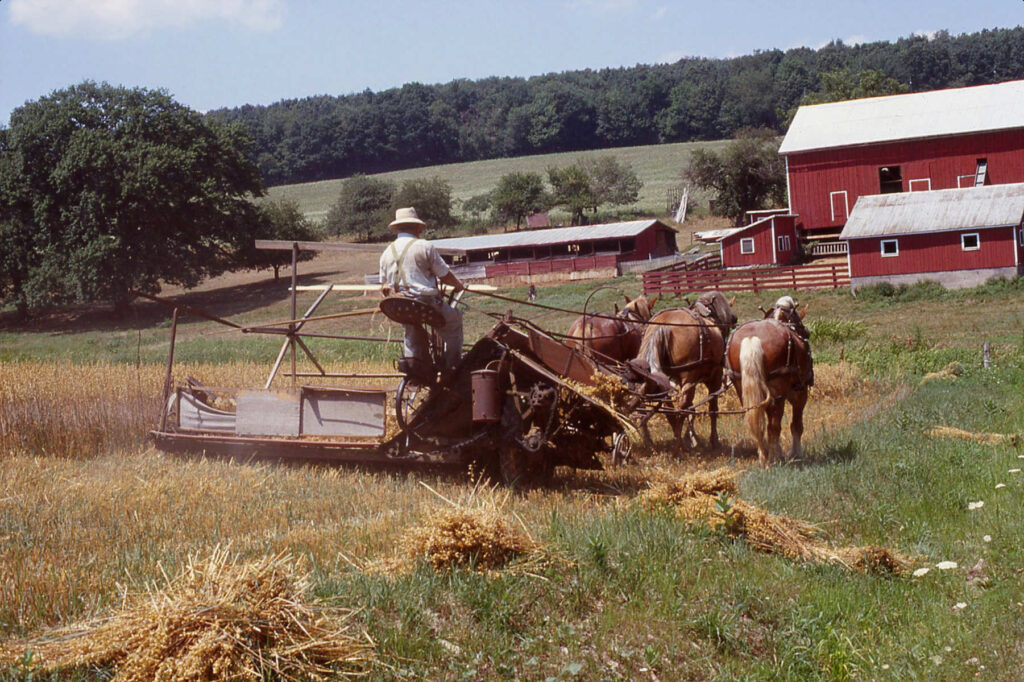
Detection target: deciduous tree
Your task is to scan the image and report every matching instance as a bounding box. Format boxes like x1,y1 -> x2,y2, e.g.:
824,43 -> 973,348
685,128 -> 786,226
0,81 -> 264,314
491,172 -> 548,231
324,174 -> 396,241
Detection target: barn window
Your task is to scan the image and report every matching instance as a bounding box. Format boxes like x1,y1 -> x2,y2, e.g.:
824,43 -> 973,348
777,235 -> 791,251
961,233 -> 980,251
879,166 -> 903,194
740,238 -> 755,254
1019,227 -> 1024,247
880,239 -> 899,257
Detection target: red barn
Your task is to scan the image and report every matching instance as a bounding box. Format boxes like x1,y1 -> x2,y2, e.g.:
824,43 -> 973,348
780,79 -> 1024,241
718,214 -> 799,268
840,183 -> 1024,290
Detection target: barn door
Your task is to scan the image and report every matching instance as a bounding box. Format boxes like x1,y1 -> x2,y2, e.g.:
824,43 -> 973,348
830,191 -> 849,222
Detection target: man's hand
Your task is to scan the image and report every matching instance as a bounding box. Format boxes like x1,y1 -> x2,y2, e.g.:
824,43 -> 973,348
440,271 -> 465,292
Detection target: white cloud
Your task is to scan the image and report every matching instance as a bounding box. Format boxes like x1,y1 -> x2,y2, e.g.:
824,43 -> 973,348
8,0 -> 285,40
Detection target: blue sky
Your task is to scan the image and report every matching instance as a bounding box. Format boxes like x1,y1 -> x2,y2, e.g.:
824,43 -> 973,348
1,0 -> 1022,124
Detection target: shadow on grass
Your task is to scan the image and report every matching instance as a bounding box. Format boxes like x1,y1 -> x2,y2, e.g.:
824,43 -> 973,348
0,272 -> 342,335
792,438 -> 857,468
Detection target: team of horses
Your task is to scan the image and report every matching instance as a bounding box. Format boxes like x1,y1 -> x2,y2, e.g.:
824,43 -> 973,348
566,290 -> 814,467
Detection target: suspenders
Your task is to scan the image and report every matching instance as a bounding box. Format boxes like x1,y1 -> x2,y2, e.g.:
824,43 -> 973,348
389,238 -> 419,292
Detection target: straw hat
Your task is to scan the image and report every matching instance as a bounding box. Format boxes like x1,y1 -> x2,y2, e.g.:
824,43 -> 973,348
388,206 -> 427,231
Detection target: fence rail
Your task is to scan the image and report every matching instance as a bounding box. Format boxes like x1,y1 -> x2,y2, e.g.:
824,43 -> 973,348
643,262 -> 850,297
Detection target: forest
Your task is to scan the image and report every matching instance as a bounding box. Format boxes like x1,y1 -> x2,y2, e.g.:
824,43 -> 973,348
206,28 -> 1024,187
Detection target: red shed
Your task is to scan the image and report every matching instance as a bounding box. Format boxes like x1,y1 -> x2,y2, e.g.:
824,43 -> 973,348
718,214 -> 799,268
840,183 -> 1024,290
780,80 -> 1024,240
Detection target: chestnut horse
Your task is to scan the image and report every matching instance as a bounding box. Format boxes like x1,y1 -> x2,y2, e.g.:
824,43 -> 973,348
725,296 -> 813,467
635,291 -> 737,450
566,294 -> 658,363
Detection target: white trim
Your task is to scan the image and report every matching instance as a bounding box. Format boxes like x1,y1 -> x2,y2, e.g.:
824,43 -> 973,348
777,234 -> 791,252
785,157 -> 792,215
739,237 -> 755,255
957,174 -> 976,188
771,223 -> 777,263
961,232 -> 981,251
846,243 -> 853,279
908,178 -> 932,191
830,191 -> 849,222
881,238 -> 899,257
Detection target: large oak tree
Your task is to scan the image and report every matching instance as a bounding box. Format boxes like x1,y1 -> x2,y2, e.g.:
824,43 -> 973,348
1,81 -> 265,314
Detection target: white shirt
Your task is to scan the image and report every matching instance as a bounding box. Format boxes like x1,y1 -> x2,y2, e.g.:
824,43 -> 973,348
379,232 -> 451,297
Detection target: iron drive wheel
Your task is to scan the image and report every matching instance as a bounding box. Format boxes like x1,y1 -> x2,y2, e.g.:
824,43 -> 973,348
395,376 -> 432,431
611,432 -> 635,467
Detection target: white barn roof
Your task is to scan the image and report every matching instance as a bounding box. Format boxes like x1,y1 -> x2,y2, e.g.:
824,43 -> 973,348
432,219 -> 672,254
779,79 -> 1024,155
839,183 -> 1024,240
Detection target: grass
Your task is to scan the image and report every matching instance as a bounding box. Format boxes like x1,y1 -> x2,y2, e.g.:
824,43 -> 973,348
3,264 -> 1024,677
265,139 -> 731,227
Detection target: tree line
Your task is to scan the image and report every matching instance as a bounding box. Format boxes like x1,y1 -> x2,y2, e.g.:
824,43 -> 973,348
206,28 -> 1024,186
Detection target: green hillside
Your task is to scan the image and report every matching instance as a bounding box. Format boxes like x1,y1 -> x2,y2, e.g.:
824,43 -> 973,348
266,139 -> 731,228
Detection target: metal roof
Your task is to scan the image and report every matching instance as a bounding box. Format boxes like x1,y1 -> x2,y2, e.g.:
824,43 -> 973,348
839,183 -> 1024,240
779,79 -> 1024,155
431,219 -> 673,254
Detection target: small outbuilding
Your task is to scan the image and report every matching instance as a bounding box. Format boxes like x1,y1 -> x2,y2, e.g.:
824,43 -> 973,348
717,214 -> 799,268
840,183 -> 1024,290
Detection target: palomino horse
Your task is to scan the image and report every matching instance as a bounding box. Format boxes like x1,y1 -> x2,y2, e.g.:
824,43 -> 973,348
725,296 -> 814,467
566,293 -> 658,363
635,291 -> 737,450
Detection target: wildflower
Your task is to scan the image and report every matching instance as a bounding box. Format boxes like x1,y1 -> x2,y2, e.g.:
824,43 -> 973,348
1009,469 -> 1021,474
968,501 -> 984,510
912,567 -> 930,577
936,561 -> 958,570
953,602 -> 967,610
983,535 -> 992,542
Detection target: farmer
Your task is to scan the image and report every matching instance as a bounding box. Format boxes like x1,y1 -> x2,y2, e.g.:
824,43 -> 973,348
379,207 -> 465,377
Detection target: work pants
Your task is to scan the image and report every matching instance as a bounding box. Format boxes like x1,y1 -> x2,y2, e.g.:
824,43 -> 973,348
402,295 -> 463,372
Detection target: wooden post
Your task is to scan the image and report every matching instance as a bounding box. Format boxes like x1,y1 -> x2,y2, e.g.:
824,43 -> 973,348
159,307 -> 179,433
290,242 -> 298,389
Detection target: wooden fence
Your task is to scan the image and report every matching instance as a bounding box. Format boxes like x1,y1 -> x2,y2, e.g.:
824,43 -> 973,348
643,262 -> 850,297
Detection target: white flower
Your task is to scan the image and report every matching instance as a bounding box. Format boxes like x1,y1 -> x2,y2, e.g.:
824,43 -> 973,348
913,567 -> 930,577
953,602 -> 967,610
996,483 -> 1007,489
937,561 -> 958,570
968,501 -> 985,510
984,535 -> 992,542
1009,469 -> 1021,474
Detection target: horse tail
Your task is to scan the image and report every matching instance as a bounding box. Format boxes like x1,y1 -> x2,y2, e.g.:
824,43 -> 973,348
638,322 -> 672,375
740,336 -> 770,445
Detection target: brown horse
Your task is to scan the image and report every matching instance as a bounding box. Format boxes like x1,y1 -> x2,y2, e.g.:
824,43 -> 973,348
725,296 -> 814,467
566,293 -> 658,363
635,291 -> 737,450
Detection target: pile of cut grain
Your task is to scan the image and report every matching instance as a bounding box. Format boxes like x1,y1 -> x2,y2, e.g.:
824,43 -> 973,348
0,548 -> 373,680
642,468 -> 910,574
925,424 -> 1018,446
920,361 -> 964,384
402,484 -> 538,572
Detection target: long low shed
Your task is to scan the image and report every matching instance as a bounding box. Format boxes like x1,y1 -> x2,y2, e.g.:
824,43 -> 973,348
431,219 -> 678,279
839,183 -> 1024,290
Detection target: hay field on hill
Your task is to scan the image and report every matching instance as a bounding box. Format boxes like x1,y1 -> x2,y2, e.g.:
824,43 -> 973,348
266,140 -> 730,225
